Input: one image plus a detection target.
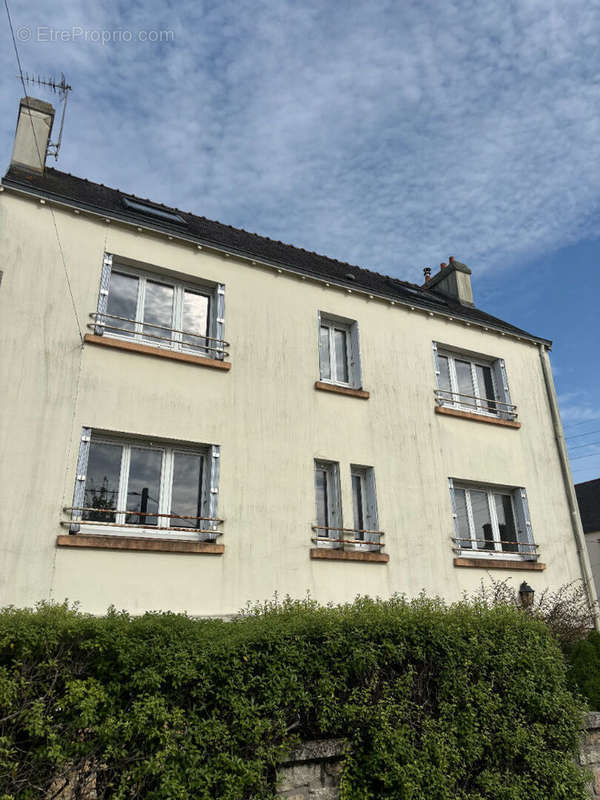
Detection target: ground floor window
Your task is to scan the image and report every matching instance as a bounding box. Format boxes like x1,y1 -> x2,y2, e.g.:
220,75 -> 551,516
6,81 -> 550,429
68,429 -> 221,539
450,480 -> 536,558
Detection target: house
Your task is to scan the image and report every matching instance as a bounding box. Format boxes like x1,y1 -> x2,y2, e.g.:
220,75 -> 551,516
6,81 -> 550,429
576,478 -> 600,600
0,95 -> 596,617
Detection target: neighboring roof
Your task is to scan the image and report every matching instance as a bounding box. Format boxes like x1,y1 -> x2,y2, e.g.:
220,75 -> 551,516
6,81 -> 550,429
575,478 -> 600,534
2,165 -> 550,345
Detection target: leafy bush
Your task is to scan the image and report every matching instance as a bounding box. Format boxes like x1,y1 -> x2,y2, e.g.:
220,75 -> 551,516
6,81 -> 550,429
0,597 -> 588,799
566,630 -> 600,710
469,578 -> 596,647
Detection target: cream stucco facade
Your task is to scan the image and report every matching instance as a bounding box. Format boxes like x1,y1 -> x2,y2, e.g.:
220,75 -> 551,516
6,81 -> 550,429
0,93 -> 596,618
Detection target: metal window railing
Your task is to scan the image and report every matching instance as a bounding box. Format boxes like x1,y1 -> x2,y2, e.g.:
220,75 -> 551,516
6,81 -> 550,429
434,389 -> 517,419
63,506 -> 223,538
311,525 -> 385,549
451,536 -> 538,557
89,312 -> 230,358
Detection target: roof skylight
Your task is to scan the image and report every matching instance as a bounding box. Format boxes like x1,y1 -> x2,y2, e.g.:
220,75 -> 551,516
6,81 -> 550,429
121,196 -> 186,224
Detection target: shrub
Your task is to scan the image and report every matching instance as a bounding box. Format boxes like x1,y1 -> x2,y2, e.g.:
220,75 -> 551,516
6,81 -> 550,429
469,578 -> 596,647
0,597 -> 588,799
566,630 -> 600,709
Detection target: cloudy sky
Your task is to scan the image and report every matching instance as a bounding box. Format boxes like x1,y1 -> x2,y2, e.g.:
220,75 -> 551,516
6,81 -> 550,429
1,0 -> 599,480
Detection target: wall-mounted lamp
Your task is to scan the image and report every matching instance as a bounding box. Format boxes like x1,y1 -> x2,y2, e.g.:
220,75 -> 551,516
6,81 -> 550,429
519,582 -> 535,609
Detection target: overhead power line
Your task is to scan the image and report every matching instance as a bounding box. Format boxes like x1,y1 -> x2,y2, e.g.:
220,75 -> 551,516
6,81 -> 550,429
568,440 -> 600,452
566,428 -> 600,441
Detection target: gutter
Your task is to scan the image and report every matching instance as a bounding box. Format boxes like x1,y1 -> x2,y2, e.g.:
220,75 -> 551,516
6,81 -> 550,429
538,344 -> 600,628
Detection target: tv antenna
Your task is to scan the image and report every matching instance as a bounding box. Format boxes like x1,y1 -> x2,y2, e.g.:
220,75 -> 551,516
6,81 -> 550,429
22,73 -> 72,161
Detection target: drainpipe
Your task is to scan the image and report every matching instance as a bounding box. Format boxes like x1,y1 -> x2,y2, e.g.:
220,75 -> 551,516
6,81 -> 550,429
538,344 -> 600,629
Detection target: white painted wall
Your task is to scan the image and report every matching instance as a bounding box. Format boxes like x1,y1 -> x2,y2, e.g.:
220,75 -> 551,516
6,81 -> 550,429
585,532 -> 600,601
0,188 -> 589,615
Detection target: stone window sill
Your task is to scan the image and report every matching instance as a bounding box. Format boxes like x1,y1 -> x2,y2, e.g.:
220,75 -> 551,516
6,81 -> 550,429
56,533 -> 224,555
310,548 -> 388,563
314,381 -> 369,399
453,556 -> 545,571
84,334 -> 231,370
435,405 -> 520,428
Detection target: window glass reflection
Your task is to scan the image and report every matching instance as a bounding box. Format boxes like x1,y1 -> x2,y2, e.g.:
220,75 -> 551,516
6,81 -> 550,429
143,281 -> 174,343
171,452 -> 204,529
495,493 -> 518,552
107,272 -> 138,336
182,291 -> 209,351
126,447 -> 162,526
454,488 -> 470,549
334,329 -> 349,382
470,490 -> 494,550
83,442 -> 122,522
315,468 -> 329,529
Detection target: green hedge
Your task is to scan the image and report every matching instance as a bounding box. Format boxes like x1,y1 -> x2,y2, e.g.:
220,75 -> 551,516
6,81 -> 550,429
0,597 -> 588,799
566,630 -> 600,710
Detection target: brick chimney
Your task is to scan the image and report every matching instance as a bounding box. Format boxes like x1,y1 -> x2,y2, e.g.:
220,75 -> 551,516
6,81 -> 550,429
422,256 -> 474,306
10,96 -> 55,173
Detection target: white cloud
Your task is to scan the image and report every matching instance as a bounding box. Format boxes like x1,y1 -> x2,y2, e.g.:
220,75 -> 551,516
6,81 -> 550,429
2,0 -> 600,282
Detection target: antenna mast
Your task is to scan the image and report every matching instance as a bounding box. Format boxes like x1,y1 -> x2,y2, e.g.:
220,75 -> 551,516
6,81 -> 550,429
22,73 -> 72,161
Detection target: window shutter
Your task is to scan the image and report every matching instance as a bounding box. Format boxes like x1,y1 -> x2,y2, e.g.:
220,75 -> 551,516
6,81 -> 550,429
365,469 -> 379,545
95,254 -> 113,335
215,285 -> 225,360
448,478 -> 459,546
493,359 -> 512,418
513,487 -> 534,558
432,341 -> 441,382
349,321 -> 362,389
207,445 -> 221,540
70,428 -> 92,533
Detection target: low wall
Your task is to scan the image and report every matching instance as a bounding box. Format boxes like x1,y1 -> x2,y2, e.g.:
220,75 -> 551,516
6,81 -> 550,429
581,713 -> 600,798
278,717 -> 600,800
277,739 -> 347,800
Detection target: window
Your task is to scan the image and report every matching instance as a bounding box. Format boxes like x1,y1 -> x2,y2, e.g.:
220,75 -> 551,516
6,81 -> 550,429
449,480 -> 536,559
350,465 -> 378,541
122,196 -> 186,224
318,313 -> 362,388
314,460 -> 342,535
68,429 -> 221,540
433,343 -> 516,420
93,254 -> 227,360
313,460 -> 383,551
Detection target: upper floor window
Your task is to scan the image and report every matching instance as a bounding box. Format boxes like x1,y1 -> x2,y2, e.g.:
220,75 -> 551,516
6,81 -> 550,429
318,313 -> 362,389
92,254 -> 228,360
449,479 -> 536,559
66,429 -> 221,541
433,343 -> 516,420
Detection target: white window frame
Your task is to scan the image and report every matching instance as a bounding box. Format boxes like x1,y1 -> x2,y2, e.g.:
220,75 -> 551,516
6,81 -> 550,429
433,343 -> 514,420
449,480 -> 536,560
318,313 -> 362,389
95,254 -> 226,360
314,459 -> 342,545
69,431 -> 220,541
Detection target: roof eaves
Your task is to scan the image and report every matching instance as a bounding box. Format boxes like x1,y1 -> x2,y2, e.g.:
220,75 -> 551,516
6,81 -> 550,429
0,171 -> 553,348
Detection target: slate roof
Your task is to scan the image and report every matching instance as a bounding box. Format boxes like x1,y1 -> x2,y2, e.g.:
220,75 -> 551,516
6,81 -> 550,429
575,478 -> 600,534
2,165 -> 550,345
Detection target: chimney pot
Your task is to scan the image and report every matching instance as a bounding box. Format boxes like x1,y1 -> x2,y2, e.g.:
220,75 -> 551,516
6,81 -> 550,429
440,262 -> 447,269
449,256 -> 455,262
10,96 -> 55,174
423,267 -> 432,283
